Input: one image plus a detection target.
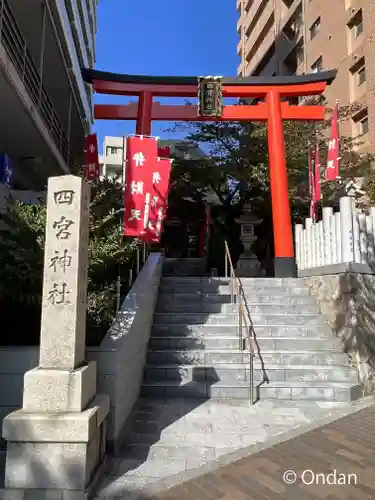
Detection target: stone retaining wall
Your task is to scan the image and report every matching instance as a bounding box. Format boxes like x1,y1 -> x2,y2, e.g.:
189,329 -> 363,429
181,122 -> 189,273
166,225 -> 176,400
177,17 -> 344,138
303,272 -> 375,393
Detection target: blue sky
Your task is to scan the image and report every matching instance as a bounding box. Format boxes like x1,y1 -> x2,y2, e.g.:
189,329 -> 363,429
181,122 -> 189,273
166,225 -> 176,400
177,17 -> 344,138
93,0 -> 239,152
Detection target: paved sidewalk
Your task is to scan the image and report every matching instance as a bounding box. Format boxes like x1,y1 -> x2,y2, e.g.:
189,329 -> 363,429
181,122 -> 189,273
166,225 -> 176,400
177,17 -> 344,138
95,398 -> 351,499
154,402 -> 375,500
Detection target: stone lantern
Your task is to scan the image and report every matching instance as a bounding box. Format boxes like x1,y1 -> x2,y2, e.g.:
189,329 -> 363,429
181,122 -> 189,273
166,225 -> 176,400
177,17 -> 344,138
235,201 -> 264,277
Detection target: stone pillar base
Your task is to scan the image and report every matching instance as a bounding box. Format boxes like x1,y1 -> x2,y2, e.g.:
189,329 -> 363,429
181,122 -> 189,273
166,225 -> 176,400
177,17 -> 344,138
237,257 -> 264,277
2,394 -> 109,499
22,361 -> 97,412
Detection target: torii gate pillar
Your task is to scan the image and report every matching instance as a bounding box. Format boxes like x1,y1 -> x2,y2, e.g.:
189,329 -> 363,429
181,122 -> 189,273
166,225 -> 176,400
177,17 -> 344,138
267,90 -> 295,277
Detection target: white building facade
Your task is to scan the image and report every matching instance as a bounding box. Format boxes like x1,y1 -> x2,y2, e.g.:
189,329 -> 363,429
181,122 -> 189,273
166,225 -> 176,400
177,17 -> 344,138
99,136 -> 205,180
0,0 -> 99,190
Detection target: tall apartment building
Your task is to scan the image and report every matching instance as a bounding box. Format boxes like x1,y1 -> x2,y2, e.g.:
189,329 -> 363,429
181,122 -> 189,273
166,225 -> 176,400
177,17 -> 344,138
237,0 -> 375,150
0,0 -> 98,190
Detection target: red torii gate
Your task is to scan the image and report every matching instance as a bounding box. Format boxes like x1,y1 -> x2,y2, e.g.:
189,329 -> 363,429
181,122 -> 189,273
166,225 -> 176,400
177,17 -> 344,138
82,69 -> 336,277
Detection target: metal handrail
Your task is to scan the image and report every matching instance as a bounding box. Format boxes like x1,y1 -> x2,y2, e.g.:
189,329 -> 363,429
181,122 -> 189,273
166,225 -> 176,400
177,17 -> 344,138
0,0 -> 72,166
224,241 -> 255,404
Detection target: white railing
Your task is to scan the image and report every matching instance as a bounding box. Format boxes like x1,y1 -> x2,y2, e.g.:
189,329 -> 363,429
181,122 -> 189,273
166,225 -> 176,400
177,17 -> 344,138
295,196 -> 375,270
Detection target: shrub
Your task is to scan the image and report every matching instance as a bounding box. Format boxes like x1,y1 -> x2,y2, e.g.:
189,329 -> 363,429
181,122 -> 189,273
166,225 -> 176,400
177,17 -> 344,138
0,178 -> 142,346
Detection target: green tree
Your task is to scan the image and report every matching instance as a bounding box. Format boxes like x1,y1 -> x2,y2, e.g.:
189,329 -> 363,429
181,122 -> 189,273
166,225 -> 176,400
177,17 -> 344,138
0,177 -> 141,346
166,102 -> 373,269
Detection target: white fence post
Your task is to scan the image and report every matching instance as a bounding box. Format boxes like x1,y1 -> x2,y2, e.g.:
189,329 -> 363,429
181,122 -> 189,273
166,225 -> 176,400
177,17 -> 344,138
295,224 -> 303,270
366,213 -> 375,264
358,213 -> 367,263
305,218 -> 313,269
316,221 -> 324,266
370,207 -> 375,264
352,211 -> 361,263
300,229 -> 306,269
335,211 -> 341,263
311,223 -> 317,268
330,212 -> 337,264
340,196 -> 354,263
322,207 -> 333,266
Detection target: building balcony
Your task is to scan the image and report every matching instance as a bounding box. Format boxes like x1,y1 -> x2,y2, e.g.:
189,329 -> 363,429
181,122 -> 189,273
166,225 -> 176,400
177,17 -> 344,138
245,27 -> 275,76
75,0 -> 95,63
9,0 -> 93,131
0,0 -> 96,188
244,1 -> 274,56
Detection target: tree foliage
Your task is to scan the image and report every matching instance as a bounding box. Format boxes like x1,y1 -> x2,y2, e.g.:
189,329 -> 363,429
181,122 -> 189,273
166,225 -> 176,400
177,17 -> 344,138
0,178 -> 141,346
165,101 -> 374,269
167,102 -> 374,213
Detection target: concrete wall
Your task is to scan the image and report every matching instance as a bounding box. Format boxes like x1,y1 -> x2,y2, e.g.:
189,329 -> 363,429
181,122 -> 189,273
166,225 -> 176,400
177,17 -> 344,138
303,272 -> 375,394
0,252 -> 163,451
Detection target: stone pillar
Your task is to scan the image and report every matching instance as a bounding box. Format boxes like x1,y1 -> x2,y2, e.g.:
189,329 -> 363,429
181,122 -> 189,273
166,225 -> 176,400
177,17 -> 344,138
2,176 -> 109,500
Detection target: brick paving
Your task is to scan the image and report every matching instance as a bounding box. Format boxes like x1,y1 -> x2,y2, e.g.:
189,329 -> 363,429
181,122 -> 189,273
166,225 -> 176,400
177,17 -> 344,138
95,399 -> 352,498
153,405 -> 375,500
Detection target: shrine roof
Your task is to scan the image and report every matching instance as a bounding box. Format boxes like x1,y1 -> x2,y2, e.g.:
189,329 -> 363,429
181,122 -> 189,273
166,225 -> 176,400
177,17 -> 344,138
82,68 -> 337,87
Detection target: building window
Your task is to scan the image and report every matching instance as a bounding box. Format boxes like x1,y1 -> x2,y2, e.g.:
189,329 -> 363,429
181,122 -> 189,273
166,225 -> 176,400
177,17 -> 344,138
357,65 -> 366,86
310,17 -> 321,40
353,110 -> 369,136
359,116 -> 368,135
106,146 -> 122,155
311,56 -> 323,73
352,10 -> 363,38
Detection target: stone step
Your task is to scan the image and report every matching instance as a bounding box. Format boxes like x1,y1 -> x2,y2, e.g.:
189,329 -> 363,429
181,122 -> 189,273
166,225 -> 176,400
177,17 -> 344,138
146,349 -> 349,366
140,380 -> 362,402
159,284 -> 311,295
153,312 -> 326,326
161,277 -> 302,286
156,302 -> 320,314
144,363 -> 358,384
118,443 -> 218,463
151,324 -> 333,338
148,336 -> 340,351
157,293 -> 317,305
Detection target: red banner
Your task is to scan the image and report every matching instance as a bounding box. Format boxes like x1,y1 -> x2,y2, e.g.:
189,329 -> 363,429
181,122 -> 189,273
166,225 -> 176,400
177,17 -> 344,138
123,136 -> 171,242
157,146 -> 171,158
84,133 -> 100,180
199,205 -> 211,257
308,142 -> 314,196
325,103 -> 340,181
144,157 -> 172,242
314,138 -> 321,202
309,200 -> 316,220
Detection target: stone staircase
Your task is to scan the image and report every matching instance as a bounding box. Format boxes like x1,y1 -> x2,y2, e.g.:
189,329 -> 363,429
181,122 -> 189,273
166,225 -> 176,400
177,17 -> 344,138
141,276 -> 361,402
96,273 -> 362,498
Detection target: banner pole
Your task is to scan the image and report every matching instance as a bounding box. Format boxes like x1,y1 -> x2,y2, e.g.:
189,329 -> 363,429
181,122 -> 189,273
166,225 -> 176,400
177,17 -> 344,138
116,136 -> 126,311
